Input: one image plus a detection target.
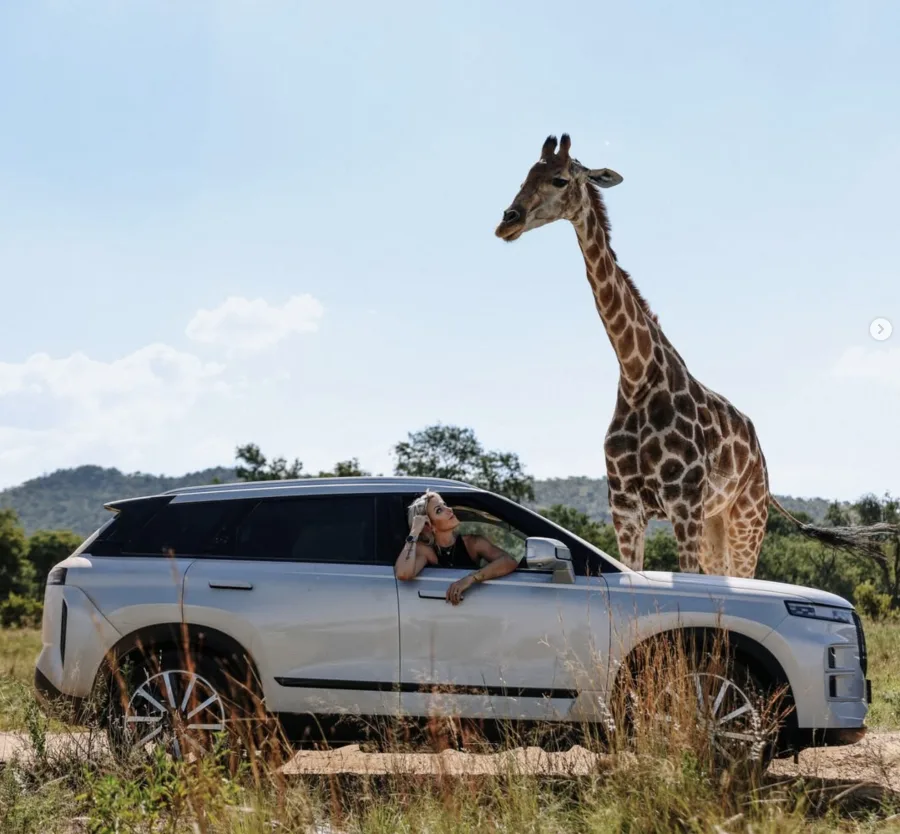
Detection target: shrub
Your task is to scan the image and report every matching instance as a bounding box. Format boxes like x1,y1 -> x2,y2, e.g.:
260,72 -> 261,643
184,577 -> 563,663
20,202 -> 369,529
0,594 -> 43,629
854,581 -> 893,622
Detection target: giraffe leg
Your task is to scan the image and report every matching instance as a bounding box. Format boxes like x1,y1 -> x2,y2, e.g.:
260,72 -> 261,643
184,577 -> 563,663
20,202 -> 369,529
660,494 -> 705,573
609,487 -> 646,570
699,513 -> 730,576
724,469 -> 769,578
612,511 -> 646,570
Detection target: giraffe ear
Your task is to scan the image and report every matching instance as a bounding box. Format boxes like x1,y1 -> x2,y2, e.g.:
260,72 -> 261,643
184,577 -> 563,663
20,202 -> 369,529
586,168 -> 623,188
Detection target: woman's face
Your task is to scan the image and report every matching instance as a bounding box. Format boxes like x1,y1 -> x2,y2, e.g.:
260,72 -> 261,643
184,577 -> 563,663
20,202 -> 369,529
426,494 -> 459,533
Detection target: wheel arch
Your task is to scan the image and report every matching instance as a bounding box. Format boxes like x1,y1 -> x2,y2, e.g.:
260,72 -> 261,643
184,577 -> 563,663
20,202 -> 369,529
93,622 -> 264,711
614,625 -> 794,703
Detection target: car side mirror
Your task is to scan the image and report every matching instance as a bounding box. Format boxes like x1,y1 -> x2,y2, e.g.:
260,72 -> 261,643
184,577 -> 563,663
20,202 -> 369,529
524,537 -> 575,585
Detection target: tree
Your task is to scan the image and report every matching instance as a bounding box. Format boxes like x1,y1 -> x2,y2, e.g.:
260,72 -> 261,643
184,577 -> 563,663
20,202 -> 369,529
847,492 -> 900,608
28,529 -> 84,586
318,459 -> 370,478
539,504 -> 619,556
234,443 -> 304,481
234,444 -> 372,482
825,501 -> 852,528
644,530 -> 680,572
0,509 -> 34,601
393,424 -> 534,503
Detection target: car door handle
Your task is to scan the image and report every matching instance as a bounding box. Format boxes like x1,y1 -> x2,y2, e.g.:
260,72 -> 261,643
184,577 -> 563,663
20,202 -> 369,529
418,588 -> 449,600
208,580 -> 253,591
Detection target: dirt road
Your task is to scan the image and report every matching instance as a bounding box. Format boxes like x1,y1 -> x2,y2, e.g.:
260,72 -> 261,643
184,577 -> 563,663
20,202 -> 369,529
2,730 -> 898,788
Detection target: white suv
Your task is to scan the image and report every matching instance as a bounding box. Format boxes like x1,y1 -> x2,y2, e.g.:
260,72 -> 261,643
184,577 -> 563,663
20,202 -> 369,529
34,476 -> 870,760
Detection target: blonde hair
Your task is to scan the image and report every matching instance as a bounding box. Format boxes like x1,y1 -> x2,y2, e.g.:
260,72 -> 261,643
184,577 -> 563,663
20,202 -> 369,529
407,490 -> 440,529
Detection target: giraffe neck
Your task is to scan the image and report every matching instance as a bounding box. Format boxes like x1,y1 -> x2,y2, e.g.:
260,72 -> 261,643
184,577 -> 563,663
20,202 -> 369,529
572,187 -> 664,403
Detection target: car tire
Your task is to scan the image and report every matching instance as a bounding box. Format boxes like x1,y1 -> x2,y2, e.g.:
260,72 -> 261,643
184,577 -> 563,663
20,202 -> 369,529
618,636 -> 777,771
105,646 -> 272,764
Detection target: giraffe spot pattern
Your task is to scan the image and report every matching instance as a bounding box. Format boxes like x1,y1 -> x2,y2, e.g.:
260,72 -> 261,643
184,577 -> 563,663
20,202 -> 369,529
647,391 -> 675,431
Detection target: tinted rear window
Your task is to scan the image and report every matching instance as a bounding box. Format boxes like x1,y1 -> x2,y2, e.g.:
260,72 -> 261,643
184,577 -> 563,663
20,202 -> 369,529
234,495 -> 375,563
122,500 -> 233,557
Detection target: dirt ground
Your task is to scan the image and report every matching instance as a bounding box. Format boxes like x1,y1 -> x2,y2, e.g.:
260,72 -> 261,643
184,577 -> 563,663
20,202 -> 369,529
2,730 -> 898,789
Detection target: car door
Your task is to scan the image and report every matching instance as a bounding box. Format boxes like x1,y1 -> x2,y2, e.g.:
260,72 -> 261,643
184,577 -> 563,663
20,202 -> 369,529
384,492 -> 612,724
182,491 -> 400,719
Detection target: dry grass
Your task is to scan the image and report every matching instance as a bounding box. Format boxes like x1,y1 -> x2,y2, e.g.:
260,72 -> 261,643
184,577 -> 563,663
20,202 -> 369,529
0,628 -> 44,731
865,620 -> 900,730
1,623 -> 899,832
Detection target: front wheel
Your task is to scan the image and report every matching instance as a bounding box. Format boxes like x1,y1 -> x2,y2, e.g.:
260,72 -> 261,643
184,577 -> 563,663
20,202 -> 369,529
658,668 -> 770,766
106,650 -> 266,763
622,650 -> 778,772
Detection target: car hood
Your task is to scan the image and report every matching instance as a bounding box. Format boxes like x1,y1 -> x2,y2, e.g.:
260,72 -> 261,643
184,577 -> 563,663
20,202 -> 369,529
636,571 -> 853,608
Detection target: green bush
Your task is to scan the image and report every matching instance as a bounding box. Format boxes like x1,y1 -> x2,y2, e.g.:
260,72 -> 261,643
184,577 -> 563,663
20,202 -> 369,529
854,581 -> 894,622
0,594 -> 43,629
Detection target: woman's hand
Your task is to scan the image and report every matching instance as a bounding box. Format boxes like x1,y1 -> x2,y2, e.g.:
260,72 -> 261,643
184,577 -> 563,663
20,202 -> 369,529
410,515 -> 428,536
446,573 -> 477,605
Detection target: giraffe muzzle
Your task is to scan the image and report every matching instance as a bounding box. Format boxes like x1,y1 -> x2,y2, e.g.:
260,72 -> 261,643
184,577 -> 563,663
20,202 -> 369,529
495,206 -> 526,240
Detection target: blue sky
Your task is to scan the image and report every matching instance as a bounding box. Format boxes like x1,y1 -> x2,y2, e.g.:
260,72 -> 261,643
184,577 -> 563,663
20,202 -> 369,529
0,0 -> 897,501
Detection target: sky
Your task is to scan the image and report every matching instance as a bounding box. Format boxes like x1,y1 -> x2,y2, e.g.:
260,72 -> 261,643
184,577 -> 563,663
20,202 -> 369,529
0,0 -> 898,501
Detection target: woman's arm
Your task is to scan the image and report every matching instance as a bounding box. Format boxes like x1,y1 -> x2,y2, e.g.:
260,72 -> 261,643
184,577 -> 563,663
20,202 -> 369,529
445,536 -> 519,604
394,517 -> 436,580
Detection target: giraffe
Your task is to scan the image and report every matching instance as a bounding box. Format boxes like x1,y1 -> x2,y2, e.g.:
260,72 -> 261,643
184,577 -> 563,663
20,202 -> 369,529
493,133 -> 794,577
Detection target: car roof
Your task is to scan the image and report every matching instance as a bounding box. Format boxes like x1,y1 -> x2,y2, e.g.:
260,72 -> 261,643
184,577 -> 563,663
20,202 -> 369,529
106,476 -> 482,508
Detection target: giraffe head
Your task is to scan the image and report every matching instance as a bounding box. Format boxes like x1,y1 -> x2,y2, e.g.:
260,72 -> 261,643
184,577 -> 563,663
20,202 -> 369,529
495,133 -> 622,242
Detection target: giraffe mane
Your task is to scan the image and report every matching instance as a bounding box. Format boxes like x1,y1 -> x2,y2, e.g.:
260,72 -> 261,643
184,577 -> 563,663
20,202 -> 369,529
585,181 -> 659,326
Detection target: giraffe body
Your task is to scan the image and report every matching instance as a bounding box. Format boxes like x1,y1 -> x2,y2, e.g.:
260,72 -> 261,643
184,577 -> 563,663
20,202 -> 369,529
496,134 -> 770,577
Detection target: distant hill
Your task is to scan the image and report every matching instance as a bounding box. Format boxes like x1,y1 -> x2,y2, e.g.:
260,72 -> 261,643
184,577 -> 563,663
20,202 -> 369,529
0,465 -> 837,537
0,465 -> 236,536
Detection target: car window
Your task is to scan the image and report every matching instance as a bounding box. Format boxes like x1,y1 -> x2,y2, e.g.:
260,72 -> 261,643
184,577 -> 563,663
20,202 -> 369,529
234,495 -> 375,563
453,506 -> 528,565
121,500 -> 233,557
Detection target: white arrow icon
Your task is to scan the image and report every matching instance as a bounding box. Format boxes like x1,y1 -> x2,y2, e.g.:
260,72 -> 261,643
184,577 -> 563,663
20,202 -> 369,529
870,318 -> 893,341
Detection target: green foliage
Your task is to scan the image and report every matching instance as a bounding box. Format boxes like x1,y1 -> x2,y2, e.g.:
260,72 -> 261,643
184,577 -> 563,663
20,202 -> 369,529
0,509 -> 33,601
78,743 -> 242,834
320,458 -> 370,477
27,529 -> 84,587
0,594 -> 43,629
539,504 -> 620,556
393,424 -> 534,503
644,530 -> 680,572
846,492 -> 900,607
855,581 -> 894,622
234,442 -> 303,481
756,535 -> 865,602
234,445 -> 371,482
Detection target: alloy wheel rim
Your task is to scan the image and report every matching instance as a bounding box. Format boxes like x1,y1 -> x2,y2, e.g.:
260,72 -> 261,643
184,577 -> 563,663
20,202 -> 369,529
123,669 -> 226,760
663,672 -> 767,763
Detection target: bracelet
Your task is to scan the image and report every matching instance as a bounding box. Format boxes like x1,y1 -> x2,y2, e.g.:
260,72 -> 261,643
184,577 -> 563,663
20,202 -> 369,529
473,571 -> 484,583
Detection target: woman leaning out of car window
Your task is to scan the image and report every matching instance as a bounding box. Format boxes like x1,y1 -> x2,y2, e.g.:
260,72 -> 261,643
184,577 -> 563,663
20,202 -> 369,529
393,490 -> 520,605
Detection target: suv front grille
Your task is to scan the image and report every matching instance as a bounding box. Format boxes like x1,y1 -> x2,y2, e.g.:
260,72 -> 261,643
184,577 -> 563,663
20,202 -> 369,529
852,611 -> 867,675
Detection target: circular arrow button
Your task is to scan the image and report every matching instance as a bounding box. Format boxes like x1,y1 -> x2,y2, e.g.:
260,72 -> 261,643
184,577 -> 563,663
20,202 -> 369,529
870,318 -> 893,341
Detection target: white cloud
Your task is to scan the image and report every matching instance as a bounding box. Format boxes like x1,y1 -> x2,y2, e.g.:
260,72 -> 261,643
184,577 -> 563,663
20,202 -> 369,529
185,295 -> 324,352
0,344 -> 235,487
0,293 -> 328,488
833,345 -> 900,388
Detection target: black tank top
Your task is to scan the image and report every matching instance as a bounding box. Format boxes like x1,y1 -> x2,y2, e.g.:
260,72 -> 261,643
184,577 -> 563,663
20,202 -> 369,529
432,534 -> 474,569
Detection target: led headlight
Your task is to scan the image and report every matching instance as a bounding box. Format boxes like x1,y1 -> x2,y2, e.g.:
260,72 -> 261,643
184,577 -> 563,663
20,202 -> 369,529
784,600 -> 854,624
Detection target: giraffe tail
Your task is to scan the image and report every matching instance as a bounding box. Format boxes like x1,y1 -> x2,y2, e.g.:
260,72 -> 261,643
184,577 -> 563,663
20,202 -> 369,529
769,496 -> 898,560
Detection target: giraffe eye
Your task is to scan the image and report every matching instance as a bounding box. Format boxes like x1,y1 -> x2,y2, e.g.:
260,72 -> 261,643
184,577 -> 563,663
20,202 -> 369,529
551,177 -> 569,188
